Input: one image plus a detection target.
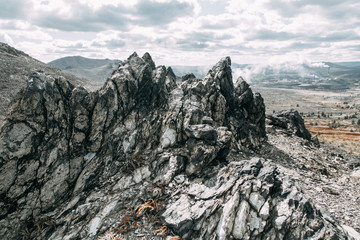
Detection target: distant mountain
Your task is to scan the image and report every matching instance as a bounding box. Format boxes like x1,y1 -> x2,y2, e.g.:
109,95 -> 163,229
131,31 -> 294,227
172,61 -> 360,91
171,63 -> 251,80
331,61 -> 360,69
49,56 -> 121,82
0,42 -> 99,127
242,61 -> 360,90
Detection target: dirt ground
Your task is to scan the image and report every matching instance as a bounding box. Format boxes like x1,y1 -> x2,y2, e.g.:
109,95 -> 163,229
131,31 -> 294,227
254,87 -> 360,155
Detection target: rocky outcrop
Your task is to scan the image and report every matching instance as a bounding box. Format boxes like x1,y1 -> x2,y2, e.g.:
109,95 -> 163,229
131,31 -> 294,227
162,158 -> 352,239
0,53 -> 356,239
267,109 -> 312,141
0,42 -> 99,128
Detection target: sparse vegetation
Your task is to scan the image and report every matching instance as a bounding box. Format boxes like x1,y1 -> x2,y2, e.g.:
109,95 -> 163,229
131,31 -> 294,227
255,87 -> 360,156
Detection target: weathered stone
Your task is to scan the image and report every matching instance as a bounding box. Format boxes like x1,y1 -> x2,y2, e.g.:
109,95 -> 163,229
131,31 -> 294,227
343,225 -> 360,240
88,200 -> 119,236
216,191 -> 240,240
162,159 -> 352,240
322,185 -> 340,195
232,200 -> 250,238
185,142 -> 217,176
248,209 -> 265,233
0,52 -> 357,240
160,125 -> 177,149
350,169 -> 360,180
185,124 -> 217,144
142,52 -> 156,70
259,201 -> 270,220
0,160 -> 17,194
268,109 -> 312,141
249,191 -> 266,212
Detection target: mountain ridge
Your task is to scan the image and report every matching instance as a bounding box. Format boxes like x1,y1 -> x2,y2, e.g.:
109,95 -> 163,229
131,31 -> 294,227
0,51 -> 359,239
48,56 -> 121,82
0,42 -> 101,127
47,54 -> 360,91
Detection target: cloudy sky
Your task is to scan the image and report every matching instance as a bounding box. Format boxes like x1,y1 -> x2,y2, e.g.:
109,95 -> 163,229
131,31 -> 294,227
0,0 -> 359,66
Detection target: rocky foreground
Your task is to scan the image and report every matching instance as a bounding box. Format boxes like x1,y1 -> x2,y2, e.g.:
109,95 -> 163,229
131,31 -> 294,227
0,53 -> 359,239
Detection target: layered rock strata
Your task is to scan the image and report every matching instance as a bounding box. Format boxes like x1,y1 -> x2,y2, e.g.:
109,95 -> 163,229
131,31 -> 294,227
0,53 -> 355,239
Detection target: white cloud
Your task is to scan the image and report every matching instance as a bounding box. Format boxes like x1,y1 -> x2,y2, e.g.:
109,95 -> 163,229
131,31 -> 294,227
0,32 -> 14,44
0,0 -> 359,65
11,29 -> 53,41
226,0 -> 269,13
310,62 -> 329,68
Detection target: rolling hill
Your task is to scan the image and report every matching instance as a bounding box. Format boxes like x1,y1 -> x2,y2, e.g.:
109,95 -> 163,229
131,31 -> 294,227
48,56 -> 121,82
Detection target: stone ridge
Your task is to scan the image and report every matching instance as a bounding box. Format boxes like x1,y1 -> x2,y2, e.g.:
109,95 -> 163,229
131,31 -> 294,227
162,158 -> 350,239
0,52 -> 353,239
0,42 -> 98,129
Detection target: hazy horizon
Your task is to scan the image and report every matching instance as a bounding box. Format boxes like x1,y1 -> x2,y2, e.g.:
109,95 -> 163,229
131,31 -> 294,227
47,53 -> 360,66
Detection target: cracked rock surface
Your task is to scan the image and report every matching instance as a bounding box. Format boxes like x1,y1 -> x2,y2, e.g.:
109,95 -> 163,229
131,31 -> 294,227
0,52 -> 358,239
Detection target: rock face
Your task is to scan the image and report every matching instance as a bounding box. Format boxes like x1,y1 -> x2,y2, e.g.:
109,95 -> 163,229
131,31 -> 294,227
0,52 -> 356,239
267,109 -> 312,141
0,42 -> 100,128
162,158 -> 350,240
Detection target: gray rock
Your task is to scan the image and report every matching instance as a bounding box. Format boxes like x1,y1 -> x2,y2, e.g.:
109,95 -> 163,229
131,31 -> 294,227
232,200 -> 250,239
268,109 -> 312,141
185,124 -> 217,144
0,52 -> 355,240
162,159 -> 351,239
342,225 -> 360,240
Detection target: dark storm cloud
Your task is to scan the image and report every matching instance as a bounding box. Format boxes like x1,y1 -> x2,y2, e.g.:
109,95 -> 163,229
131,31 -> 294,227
32,0 -> 195,32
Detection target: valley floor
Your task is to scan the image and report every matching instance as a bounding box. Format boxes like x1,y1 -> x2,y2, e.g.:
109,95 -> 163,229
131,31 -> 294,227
254,87 -> 360,156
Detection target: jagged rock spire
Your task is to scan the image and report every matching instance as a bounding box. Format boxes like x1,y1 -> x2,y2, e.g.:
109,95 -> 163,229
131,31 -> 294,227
0,52 -> 354,240
142,52 -> 156,70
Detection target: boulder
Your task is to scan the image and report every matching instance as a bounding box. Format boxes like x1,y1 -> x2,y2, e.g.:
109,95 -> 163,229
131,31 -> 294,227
268,109 -> 312,141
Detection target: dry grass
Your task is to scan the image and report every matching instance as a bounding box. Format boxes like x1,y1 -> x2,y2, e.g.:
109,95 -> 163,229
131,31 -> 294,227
306,119 -> 360,155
